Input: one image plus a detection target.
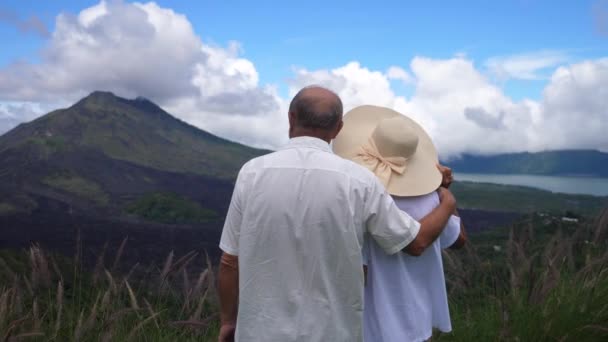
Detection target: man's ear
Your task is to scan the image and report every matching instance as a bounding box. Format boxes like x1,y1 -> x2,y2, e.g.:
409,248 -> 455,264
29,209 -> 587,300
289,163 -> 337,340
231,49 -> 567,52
331,120 -> 344,139
288,111 -> 297,126
288,111 -> 296,137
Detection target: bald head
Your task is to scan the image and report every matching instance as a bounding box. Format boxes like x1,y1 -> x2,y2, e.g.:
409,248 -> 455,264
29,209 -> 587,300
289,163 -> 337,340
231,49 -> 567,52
289,86 -> 343,130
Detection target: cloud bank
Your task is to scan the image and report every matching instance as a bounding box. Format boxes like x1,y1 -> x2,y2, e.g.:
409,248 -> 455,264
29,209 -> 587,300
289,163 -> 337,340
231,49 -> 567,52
0,1 -> 606,158
290,57 -> 608,157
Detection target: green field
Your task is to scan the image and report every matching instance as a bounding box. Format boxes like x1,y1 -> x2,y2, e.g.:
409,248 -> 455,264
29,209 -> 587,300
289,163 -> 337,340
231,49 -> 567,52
43,174 -> 109,206
452,181 -> 608,216
126,192 -> 218,224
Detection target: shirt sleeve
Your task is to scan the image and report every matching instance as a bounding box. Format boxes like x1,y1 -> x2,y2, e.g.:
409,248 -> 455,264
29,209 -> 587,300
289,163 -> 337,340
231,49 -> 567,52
439,215 -> 461,249
364,178 -> 421,255
219,168 -> 247,256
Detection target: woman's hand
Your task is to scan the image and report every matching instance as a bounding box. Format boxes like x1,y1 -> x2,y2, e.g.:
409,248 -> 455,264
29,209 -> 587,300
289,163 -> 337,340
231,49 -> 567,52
437,164 -> 453,188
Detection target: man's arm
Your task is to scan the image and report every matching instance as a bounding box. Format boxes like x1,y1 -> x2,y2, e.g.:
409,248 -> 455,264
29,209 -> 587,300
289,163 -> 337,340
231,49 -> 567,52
364,180 -> 421,256
217,167 -> 246,342
218,252 -> 238,342
403,187 -> 456,256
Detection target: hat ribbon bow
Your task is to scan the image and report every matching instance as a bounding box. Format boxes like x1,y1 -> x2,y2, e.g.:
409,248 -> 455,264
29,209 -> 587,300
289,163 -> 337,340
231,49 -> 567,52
354,138 -> 408,187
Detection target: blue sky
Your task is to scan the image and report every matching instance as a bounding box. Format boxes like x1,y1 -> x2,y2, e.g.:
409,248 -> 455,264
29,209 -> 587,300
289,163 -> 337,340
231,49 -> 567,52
0,0 -> 606,155
2,0 -> 605,98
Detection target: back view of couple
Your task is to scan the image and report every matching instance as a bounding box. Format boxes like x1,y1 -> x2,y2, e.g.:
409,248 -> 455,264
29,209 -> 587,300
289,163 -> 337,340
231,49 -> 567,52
218,86 -> 466,342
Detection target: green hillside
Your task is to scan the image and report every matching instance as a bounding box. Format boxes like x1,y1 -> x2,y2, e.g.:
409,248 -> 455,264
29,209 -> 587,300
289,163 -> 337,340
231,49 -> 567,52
0,91 -> 268,223
452,181 -> 608,216
445,150 -> 608,177
0,91 -> 267,179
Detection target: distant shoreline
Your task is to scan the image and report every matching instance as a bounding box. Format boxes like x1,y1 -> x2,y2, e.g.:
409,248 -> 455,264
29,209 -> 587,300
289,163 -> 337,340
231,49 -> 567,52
454,172 -> 608,197
455,172 -> 608,179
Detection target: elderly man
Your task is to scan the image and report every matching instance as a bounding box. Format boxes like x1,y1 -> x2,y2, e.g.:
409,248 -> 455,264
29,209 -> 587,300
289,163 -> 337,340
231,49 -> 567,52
217,86 -> 456,342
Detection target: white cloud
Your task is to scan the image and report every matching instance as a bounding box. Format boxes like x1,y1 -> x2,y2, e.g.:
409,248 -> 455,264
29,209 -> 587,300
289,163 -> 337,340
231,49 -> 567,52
0,0 -> 201,102
463,107 -> 506,130
289,62 -> 400,108
0,102 -> 48,135
394,57 -> 536,157
0,0 -> 283,147
485,50 -> 570,80
386,66 -> 413,84
289,56 -> 608,158
539,58 -> 608,151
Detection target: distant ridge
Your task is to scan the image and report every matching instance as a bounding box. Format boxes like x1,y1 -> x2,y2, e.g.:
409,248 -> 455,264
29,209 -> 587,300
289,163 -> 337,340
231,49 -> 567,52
444,150 -> 608,177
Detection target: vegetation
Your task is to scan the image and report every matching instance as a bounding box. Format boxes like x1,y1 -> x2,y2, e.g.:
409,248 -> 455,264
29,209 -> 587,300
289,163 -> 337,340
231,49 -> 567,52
43,174 -> 109,206
445,150 -> 608,177
1,209 -> 606,341
0,91 -> 267,180
0,91 -> 264,225
0,202 -> 17,215
0,194 -> 38,217
437,209 -> 608,341
126,193 -> 217,224
29,136 -> 68,151
452,181 -> 608,216
0,240 -> 219,341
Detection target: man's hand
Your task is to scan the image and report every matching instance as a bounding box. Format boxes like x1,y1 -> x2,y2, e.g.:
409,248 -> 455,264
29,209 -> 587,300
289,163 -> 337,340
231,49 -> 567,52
218,322 -> 236,342
437,187 -> 456,212
437,164 -> 453,188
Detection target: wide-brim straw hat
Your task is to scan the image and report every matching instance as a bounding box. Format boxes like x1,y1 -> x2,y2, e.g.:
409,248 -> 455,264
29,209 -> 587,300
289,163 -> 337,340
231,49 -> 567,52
333,105 -> 441,197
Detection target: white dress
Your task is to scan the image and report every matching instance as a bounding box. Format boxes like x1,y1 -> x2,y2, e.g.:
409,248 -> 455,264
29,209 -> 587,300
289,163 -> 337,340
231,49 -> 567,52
363,192 -> 461,342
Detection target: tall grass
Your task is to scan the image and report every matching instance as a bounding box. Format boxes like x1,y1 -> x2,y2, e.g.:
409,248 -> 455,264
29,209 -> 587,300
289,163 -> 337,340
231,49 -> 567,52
1,208 -> 607,341
0,239 -> 219,341
439,209 -> 608,341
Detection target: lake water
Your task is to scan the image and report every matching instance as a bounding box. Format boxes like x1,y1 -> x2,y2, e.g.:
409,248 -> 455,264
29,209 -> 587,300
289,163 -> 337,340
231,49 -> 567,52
455,173 -> 608,197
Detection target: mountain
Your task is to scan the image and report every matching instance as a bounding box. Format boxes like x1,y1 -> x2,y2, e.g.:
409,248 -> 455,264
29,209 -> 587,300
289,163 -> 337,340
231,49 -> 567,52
444,150 -> 608,177
0,91 -> 267,223
0,91 -> 265,179
1,91 -> 605,265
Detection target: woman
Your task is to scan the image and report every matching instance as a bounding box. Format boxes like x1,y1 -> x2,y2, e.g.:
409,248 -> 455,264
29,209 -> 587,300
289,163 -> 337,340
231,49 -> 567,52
332,105 -> 466,342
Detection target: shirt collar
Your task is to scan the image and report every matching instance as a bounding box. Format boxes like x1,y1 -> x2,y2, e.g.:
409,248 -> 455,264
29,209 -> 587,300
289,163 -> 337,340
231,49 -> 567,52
281,136 -> 332,153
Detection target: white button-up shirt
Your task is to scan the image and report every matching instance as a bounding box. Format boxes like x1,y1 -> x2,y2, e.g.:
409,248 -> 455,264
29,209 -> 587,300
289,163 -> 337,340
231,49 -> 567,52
219,136 -> 421,342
